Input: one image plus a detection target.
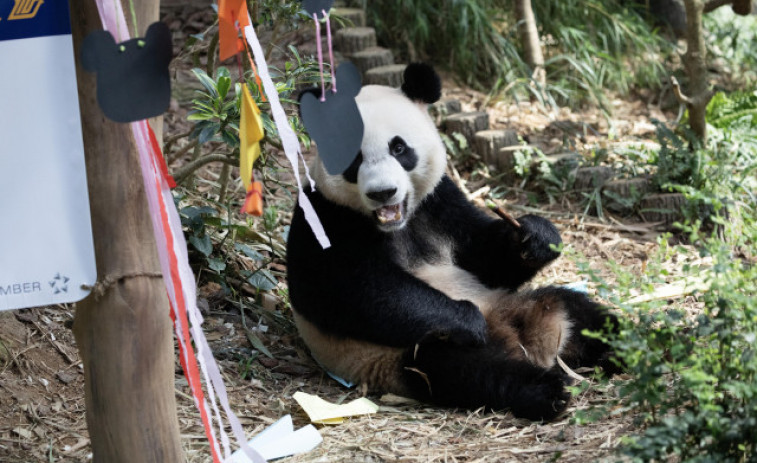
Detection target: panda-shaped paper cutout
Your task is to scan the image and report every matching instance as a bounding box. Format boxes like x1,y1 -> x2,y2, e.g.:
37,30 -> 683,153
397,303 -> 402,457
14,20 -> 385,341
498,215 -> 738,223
81,22 -> 172,123
299,62 -> 364,175
302,0 -> 334,17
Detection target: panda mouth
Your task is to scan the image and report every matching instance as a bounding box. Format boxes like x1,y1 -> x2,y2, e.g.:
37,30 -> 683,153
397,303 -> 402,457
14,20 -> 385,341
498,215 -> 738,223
374,202 -> 406,226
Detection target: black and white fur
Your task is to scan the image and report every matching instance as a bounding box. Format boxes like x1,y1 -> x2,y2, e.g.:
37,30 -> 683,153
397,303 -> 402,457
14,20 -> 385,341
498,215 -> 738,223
288,64 -> 617,421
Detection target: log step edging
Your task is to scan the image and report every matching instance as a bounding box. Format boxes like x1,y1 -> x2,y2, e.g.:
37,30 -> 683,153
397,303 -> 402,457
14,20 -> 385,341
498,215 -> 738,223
639,193 -> 686,228
573,166 -> 614,191
364,64 -> 406,87
334,27 -> 377,56
332,8 -> 366,30
473,129 -> 520,172
444,112 -> 490,143
351,46 -> 394,75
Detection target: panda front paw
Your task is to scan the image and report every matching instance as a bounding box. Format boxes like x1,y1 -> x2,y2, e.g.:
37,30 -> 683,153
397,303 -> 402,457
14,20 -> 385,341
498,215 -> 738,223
420,302 -> 487,347
516,215 -> 562,267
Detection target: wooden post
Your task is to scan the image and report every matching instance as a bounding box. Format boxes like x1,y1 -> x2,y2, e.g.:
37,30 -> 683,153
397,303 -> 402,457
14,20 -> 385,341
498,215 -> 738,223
69,2 -> 184,462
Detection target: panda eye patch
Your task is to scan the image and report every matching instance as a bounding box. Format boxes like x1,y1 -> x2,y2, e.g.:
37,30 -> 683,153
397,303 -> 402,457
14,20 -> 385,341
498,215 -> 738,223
389,136 -> 418,172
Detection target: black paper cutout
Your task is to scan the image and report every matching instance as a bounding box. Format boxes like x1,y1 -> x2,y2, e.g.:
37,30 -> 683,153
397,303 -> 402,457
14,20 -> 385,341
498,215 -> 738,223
81,22 -> 172,123
302,0 -> 334,17
300,62 -> 364,176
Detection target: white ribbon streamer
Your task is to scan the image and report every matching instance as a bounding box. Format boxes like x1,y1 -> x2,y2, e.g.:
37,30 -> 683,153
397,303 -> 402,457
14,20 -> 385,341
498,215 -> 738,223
243,24 -> 331,249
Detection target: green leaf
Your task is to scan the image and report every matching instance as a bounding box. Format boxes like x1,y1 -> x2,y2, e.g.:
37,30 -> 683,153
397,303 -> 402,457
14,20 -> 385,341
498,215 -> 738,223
198,123 -> 220,144
207,257 -> 226,273
245,329 -> 274,359
187,111 -> 212,122
189,234 -> 213,257
234,243 -> 264,260
191,68 -> 218,98
217,75 -> 231,100
247,269 -> 278,291
191,99 -> 215,113
216,66 -> 231,79
221,130 -> 240,148
181,206 -> 217,220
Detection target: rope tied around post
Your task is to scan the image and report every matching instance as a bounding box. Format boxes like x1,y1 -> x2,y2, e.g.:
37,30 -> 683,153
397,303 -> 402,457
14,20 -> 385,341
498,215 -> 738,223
82,271 -> 164,301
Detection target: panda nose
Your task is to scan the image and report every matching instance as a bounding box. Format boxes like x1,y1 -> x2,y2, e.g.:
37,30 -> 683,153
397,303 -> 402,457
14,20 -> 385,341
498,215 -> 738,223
366,188 -> 397,203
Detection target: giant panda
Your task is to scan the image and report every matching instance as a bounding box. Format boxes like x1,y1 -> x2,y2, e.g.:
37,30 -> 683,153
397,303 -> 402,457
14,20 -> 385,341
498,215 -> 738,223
287,63 -> 618,421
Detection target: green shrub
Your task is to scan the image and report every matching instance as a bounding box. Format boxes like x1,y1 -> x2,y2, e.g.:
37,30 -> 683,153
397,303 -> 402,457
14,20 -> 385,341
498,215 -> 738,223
651,90 -> 757,226
364,0 -> 521,89
704,9 -> 757,87
605,229 -> 757,462
364,0 -> 672,110
572,92 -> 757,462
532,0 -> 671,110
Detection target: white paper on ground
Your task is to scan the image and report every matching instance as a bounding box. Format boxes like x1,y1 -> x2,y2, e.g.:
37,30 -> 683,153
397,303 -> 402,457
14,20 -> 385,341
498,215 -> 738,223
227,415 -> 322,462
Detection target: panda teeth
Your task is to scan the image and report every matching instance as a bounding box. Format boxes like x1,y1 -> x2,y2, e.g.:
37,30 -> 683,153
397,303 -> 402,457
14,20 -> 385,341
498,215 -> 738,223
376,204 -> 403,224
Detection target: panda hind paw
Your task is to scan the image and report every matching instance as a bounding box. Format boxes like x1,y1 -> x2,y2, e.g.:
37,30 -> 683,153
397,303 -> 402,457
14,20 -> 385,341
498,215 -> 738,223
504,366 -> 571,421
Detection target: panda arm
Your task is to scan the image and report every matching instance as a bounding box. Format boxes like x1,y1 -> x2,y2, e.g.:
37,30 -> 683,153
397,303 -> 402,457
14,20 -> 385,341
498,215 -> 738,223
426,176 -> 562,290
287,204 -> 487,348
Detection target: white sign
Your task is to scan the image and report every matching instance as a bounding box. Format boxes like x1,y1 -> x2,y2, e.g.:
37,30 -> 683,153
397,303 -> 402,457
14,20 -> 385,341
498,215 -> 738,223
0,1 -> 96,311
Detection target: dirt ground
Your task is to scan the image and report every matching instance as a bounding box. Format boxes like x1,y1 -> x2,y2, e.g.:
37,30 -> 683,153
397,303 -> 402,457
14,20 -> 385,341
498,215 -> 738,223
0,4 -> 693,463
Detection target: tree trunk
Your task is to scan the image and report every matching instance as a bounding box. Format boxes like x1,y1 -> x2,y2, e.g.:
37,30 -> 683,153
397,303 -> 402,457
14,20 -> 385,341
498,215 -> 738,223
676,0 -> 712,144
69,2 -> 184,462
514,0 -> 545,85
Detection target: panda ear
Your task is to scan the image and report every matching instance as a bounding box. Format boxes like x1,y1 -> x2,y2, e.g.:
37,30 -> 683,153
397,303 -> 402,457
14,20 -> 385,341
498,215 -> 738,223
401,63 -> 441,104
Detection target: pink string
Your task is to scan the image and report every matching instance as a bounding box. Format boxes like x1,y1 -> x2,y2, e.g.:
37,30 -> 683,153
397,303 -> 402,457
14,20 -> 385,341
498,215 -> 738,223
313,13 -> 326,102
323,10 -> 336,93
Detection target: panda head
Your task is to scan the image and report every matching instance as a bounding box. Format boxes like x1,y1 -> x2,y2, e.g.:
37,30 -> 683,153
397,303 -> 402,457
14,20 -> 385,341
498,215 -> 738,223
311,63 -> 446,232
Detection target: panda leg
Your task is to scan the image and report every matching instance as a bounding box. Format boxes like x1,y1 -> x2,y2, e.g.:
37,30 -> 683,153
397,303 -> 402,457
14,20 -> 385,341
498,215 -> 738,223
485,287 -> 619,374
401,334 -> 571,421
538,287 -> 620,374
484,290 -> 572,369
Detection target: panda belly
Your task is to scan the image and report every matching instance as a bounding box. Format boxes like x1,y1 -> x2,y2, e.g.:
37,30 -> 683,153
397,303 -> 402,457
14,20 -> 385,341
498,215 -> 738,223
411,260 -> 572,370
410,261 -> 506,317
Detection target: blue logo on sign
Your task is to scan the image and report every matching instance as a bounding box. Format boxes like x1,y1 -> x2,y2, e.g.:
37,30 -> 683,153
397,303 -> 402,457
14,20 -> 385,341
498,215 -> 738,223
0,0 -> 72,42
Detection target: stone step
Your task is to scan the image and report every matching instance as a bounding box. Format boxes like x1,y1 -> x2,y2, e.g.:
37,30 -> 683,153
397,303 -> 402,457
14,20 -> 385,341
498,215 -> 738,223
444,112 -> 490,143
473,130 -> 520,172
332,8 -> 366,30
364,64 -> 406,87
573,166 -> 614,191
335,27 -> 377,56
351,47 -> 394,75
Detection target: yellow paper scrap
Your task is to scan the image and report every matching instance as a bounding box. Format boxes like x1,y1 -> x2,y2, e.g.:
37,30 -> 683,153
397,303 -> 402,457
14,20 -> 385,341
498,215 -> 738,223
239,84 -> 264,189
293,391 -> 379,425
